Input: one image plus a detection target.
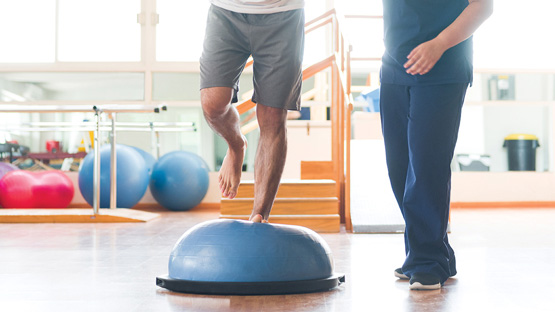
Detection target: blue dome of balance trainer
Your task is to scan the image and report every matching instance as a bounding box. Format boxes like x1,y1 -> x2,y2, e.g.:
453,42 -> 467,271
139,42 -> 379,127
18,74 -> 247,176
168,219 -> 335,283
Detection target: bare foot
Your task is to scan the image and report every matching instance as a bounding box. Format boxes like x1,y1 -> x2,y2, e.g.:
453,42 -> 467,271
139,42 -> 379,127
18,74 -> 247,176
250,214 -> 269,223
219,135 -> 247,199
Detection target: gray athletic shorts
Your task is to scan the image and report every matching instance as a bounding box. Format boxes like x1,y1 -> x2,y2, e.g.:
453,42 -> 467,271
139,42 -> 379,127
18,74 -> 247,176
200,5 -> 305,111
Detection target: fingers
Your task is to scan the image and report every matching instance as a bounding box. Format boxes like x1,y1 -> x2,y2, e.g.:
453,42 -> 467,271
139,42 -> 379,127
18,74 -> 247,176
405,56 -> 434,75
404,48 -> 432,75
404,41 -> 443,76
404,55 -> 417,71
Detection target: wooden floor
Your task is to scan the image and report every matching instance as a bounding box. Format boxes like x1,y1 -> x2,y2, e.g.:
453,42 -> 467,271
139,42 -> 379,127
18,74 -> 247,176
1,207 -> 554,312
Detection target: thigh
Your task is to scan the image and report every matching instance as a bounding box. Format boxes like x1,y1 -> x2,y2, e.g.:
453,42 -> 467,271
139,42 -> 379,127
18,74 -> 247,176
379,83 -> 411,206
379,83 -> 410,144
200,87 -> 234,110
407,83 -> 468,172
249,9 -> 305,110
200,5 -> 251,98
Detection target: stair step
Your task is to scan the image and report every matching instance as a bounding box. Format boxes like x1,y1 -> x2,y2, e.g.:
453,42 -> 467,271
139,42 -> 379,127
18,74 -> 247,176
236,179 -> 336,198
219,215 -> 340,233
301,161 -> 334,180
221,197 -> 338,215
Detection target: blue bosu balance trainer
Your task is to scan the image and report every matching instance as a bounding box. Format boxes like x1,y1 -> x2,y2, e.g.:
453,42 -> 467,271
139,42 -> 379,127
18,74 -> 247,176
156,219 -> 345,295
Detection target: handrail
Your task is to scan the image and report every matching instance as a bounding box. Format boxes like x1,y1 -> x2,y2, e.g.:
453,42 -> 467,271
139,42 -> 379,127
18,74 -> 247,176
235,54 -> 335,115
303,55 -> 336,80
304,9 -> 336,28
305,15 -> 334,35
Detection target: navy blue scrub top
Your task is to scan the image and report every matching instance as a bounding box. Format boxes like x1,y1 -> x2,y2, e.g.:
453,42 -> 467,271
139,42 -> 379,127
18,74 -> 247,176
380,0 -> 473,86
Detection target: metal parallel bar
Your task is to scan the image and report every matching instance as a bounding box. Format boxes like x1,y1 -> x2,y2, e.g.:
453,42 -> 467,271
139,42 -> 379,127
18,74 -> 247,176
13,121 -> 194,127
93,108 -> 101,215
155,131 -> 161,159
150,123 -> 157,159
0,127 -> 195,132
110,113 -> 117,210
0,104 -> 166,113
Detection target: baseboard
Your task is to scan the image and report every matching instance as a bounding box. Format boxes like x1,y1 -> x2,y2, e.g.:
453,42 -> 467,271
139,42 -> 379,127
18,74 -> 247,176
451,201 -> 555,208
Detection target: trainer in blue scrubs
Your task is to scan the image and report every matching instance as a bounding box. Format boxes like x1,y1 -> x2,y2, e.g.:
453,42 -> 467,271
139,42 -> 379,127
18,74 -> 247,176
379,0 -> 493,290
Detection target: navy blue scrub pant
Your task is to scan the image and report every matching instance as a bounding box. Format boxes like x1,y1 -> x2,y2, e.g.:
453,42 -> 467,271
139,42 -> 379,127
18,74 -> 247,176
379,82 -> 468,283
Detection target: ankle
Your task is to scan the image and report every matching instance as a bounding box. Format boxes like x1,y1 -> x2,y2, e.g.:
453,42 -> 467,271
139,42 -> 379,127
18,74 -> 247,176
228,136 -> 247,152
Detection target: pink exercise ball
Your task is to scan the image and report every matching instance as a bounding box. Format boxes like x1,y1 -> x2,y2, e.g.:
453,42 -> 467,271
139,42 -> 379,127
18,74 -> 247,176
0,170 -> 75,209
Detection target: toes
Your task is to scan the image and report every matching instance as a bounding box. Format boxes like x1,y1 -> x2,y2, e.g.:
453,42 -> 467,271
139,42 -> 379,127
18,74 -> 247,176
228,184 -> 238,199
250,214 -> 268,223
220,182 -> 229,197
250,214 -> 263,223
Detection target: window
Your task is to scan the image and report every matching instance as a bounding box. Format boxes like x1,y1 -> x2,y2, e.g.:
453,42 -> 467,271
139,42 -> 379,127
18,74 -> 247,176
0,73 -> 144,101
0,0 -> 56,63
57,0 -> 141,62
156,1 -> 210,62
156,0 -> 329,63
474,0 -> 555,70
335,0 -> 384,61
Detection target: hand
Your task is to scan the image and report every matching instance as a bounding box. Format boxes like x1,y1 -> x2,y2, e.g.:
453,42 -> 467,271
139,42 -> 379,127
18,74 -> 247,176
404,38 -> 447,75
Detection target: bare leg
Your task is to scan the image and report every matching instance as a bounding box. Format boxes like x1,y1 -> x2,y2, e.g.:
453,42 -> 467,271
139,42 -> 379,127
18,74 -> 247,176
201,87 -> 247,199
249,105 -> 288,222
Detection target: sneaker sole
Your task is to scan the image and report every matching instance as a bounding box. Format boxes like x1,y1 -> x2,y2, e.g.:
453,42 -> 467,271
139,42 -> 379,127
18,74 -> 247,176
394,271 -> 409,280
409,282 -> 441,290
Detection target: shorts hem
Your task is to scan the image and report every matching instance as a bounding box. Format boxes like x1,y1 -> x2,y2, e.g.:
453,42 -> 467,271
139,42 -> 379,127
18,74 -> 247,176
252,97 -> 300,111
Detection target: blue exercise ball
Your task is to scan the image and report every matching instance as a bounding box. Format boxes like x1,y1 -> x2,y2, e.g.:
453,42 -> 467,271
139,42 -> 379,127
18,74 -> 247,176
129,146 -> 156,174
78,144 -> 149,208
168,219 -> 335,283
149,151 -> 209,211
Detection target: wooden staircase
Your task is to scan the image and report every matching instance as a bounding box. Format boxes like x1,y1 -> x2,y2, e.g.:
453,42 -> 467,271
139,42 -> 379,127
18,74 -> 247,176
220,179 -> 340,233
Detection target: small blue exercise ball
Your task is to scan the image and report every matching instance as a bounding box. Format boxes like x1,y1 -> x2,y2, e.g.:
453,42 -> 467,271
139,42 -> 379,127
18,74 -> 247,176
129,146 -> 156,174
149,151 -> 209,211
168,219 -> 335,283
78,144 -> 149,208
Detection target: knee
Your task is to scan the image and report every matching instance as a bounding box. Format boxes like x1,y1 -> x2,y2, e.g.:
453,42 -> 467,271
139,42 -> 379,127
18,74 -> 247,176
257,106 -> 288,133
201,97 -> 230,118
201,88 -> 234,117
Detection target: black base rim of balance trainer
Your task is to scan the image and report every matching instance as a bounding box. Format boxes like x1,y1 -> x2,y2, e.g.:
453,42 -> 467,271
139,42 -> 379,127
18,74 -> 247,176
156,274 -> 345,295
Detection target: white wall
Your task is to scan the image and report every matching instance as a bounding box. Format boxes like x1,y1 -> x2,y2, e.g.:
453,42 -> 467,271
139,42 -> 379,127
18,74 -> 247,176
451,171 -> 555,202
282,120 -> 333,179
